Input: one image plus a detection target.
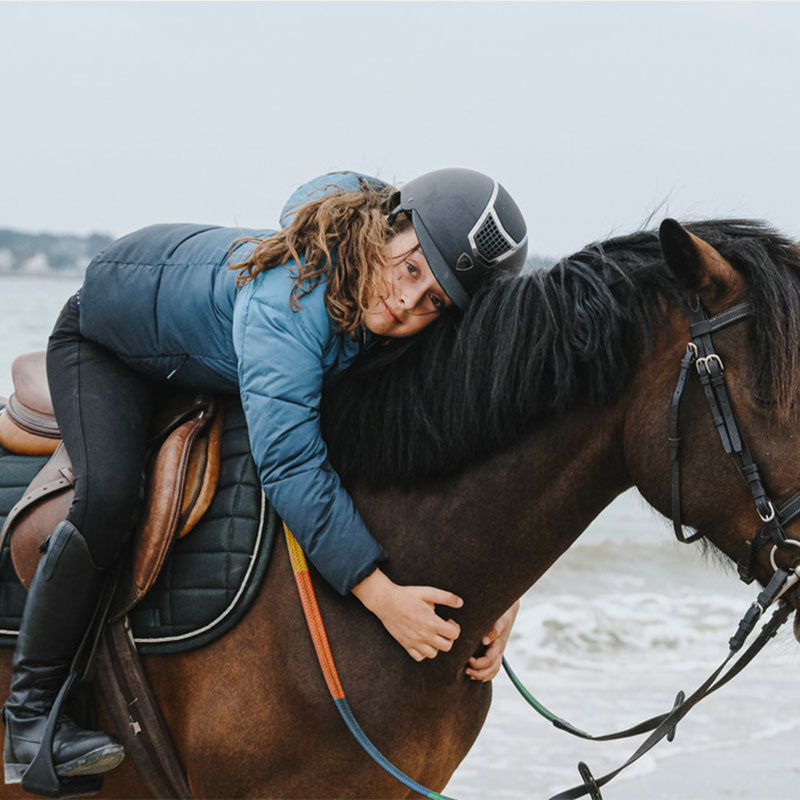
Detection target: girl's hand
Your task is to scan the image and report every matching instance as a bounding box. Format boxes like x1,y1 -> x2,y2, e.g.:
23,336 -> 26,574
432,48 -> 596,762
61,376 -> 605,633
353,568 -> 462,660
466,599 -> 520,681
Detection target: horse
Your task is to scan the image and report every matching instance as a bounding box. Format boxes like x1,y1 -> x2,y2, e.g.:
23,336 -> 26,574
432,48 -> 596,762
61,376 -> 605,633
1,217 -> 800,799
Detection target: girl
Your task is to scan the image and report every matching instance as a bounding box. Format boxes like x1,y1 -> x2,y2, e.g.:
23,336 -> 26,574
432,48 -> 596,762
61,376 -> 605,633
3,168 -> 528,787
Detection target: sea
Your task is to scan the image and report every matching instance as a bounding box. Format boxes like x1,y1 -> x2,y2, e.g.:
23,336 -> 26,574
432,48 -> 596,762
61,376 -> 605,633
1,274 -> 797,800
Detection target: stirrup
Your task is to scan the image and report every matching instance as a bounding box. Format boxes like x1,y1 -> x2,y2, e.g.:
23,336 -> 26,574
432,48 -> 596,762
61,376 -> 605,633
19,671 -> 103,798
20,561 -> 123,797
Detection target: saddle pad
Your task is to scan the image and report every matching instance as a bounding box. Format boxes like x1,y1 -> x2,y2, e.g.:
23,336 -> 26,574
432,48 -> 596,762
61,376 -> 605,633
0,396 -> 276,655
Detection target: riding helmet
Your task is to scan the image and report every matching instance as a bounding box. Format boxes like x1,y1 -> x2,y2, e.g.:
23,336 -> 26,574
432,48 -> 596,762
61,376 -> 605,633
387,168 -> 528,309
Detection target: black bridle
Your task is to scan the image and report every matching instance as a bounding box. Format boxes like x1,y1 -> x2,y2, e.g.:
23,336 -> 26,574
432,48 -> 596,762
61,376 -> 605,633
670,296 -> 800,587
539,295 -> 800,799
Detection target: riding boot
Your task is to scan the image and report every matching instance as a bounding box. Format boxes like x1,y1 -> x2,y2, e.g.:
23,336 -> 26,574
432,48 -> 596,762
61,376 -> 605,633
2,520 -> 125,784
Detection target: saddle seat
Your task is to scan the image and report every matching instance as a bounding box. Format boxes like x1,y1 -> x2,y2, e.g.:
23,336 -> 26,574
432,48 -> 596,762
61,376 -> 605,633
0,351 -> 224,616
0,352 -> 60,455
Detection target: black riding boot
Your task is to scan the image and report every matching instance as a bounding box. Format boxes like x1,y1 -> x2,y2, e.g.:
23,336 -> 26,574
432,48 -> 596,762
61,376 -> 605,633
2,521 -> 125,785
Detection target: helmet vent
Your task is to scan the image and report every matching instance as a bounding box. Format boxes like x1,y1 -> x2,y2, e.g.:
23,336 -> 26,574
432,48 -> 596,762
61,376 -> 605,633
473,215 -> 512,264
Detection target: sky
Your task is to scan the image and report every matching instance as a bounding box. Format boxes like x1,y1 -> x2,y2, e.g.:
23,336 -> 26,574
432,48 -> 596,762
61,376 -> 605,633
1,1 -> 799,260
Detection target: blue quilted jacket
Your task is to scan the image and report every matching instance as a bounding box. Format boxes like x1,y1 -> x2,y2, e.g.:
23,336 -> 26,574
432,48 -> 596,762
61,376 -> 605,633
78,172 -> 389,595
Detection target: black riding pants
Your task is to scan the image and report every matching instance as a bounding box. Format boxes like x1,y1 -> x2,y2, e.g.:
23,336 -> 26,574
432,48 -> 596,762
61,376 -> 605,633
46,295 -> 156,568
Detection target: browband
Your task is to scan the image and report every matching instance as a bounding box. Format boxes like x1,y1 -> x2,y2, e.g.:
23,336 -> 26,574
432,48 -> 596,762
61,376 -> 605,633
688,302 -> 752,338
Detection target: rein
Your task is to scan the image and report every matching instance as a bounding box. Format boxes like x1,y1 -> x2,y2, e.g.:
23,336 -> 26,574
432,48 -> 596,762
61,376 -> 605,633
506,591 -> 794,800
282,523 -> 454,800
284,296 -> 800,799
284,533 -> 796,800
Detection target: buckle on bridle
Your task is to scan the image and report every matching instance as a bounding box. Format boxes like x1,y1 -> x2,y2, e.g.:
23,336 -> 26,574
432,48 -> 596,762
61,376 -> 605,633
695,353 -> 724,375
758,500 -> 776,523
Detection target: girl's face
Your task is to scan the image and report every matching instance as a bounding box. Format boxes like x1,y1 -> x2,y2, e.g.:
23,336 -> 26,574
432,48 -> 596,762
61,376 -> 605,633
363,227 -> 453,338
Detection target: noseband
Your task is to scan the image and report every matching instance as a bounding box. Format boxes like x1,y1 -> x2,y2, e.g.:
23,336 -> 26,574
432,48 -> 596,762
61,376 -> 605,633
670,296 -> 800,592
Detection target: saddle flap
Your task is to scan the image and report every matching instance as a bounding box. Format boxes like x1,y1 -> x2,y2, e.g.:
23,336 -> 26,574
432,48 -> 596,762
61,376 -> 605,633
112,401 -> 222,619
1,442 -> 75,587
4,394 -> 222,604
177,406 -> 224,538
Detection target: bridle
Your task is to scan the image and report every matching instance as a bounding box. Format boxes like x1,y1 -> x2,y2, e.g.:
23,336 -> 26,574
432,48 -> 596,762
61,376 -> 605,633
539,293 -> 800,799
670,296 -> 800,608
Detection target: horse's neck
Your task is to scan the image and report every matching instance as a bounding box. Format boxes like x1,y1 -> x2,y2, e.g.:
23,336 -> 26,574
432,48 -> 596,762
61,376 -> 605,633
353,403 -> 631,660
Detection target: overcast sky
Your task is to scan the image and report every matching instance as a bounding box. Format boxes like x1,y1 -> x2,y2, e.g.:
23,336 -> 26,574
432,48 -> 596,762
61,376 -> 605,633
1,1 -> 799,259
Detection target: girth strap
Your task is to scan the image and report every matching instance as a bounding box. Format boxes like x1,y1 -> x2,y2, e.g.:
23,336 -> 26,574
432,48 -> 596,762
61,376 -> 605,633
94,618 -> 194,799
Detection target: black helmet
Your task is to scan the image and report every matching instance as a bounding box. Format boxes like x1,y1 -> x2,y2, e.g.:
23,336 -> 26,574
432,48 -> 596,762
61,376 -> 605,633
388,168 -> 528,309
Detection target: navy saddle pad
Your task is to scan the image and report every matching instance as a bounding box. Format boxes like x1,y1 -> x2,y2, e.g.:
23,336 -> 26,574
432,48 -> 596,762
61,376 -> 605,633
0,396 -> 276,655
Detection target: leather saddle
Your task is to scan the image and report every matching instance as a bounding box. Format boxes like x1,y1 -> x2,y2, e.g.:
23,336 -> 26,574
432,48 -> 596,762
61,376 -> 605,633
0,351 -> 224,616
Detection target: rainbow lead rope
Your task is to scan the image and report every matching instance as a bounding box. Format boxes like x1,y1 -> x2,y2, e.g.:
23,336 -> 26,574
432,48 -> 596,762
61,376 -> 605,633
283,523 -> 454,800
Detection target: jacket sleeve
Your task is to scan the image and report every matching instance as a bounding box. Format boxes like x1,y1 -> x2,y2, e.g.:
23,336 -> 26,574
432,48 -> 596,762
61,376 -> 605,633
234,290 -> 387,595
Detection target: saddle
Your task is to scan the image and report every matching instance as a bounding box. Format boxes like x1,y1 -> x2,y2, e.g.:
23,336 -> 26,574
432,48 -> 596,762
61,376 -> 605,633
0,351 -> 223,612
0,351 -> 231,798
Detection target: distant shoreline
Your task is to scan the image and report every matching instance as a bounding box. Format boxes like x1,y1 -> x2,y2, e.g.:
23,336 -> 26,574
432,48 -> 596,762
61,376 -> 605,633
0,228 -> 111,276
0,270 -> 85,280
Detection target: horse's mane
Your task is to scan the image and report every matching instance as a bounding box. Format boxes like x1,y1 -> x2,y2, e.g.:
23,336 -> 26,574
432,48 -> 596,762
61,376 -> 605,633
322,220 -> 800,490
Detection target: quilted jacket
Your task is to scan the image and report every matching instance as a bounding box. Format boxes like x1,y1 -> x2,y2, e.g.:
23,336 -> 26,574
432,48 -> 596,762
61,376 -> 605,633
78,171 -> 390,595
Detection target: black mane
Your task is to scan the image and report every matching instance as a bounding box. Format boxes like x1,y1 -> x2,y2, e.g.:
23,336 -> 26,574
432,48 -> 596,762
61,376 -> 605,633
322,220 -> 800,490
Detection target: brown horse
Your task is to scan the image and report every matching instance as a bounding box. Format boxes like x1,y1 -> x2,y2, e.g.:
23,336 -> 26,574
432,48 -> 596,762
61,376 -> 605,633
3,217 -> 800,799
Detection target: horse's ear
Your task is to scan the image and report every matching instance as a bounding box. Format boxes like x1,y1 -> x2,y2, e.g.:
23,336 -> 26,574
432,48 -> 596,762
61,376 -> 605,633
659,218 -> 744,313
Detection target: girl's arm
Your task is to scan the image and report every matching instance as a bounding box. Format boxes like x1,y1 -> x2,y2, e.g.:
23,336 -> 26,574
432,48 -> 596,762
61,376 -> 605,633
235,285 -> 461,659
235,287 -> 386,596
353,568 -> 462,661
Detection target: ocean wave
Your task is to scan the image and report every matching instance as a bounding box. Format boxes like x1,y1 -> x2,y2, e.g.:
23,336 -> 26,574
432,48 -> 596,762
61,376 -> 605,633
508,591 -> 796,671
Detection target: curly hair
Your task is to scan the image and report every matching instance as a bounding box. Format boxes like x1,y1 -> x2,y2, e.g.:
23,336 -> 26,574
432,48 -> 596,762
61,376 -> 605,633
229,183 -> 412,336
